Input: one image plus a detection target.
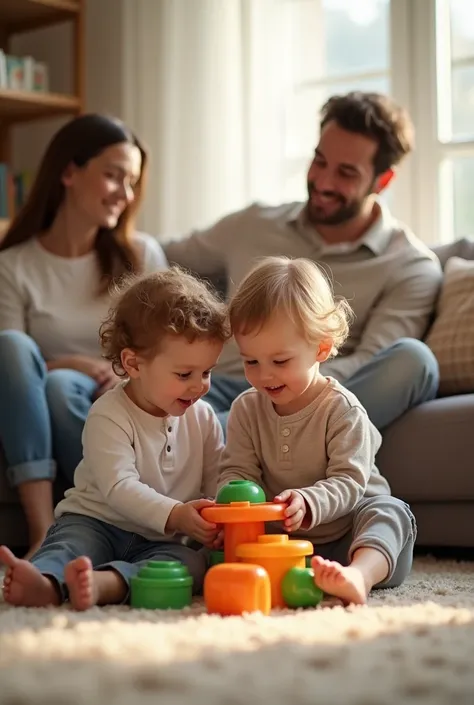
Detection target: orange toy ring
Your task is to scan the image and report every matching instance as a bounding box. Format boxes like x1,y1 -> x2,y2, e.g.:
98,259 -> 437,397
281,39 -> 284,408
201,501 -> 286,523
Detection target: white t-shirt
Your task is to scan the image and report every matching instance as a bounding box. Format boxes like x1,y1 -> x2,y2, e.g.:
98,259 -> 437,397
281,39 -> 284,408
0,232 -> 168,360
56,383 -> 223,541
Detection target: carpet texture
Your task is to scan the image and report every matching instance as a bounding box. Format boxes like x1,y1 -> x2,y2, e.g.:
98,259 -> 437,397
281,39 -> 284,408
0,558 -> 473,705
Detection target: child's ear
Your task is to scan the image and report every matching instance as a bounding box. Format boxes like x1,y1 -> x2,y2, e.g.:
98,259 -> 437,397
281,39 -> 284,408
121,348 -> 140,378
316,340 -> 332,363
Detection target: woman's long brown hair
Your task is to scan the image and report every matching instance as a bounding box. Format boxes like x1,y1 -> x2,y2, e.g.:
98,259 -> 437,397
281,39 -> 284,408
0,114 -> 148,293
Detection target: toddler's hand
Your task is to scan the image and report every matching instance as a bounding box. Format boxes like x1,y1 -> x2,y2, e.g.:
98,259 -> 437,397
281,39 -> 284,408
211,528 -> 224,549
166,499 -> 218,546
274,489 -> 306,532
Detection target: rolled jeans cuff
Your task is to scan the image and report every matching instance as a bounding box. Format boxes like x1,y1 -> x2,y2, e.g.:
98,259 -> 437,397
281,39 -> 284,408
7,459 -> 56,486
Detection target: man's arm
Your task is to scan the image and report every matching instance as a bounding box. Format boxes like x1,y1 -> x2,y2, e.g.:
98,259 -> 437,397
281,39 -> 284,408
321,258 -> 442,383
163,208 -> 248,278
137,232 -> 169,273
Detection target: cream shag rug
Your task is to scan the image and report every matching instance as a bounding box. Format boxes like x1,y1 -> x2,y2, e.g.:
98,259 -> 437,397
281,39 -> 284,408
0,558 -> 474,705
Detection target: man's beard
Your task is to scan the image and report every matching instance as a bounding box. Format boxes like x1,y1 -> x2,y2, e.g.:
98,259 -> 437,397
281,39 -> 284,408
306,184 -> 370,226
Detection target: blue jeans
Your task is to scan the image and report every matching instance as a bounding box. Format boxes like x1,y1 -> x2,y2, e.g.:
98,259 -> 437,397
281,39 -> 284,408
0,330 -> 97,486
205,338 -> 439,430
31,513 -> 208,602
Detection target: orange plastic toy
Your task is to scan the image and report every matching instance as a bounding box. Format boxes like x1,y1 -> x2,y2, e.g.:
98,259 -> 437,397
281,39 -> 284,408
201,501 -> 286,563
236,534 -> 313,607
204,563 -> 271,616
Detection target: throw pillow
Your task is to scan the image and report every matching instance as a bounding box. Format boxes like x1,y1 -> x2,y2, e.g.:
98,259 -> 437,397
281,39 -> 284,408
426,256 -> 474,395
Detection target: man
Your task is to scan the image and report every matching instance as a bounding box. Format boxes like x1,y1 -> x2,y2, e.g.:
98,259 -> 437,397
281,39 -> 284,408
164,91 -> 442,429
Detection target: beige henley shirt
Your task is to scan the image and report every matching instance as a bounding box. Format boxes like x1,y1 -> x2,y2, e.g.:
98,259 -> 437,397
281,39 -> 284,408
218,377 -> 391,543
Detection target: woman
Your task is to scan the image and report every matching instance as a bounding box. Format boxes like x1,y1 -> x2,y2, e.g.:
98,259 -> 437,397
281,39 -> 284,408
0,113 -> 167,556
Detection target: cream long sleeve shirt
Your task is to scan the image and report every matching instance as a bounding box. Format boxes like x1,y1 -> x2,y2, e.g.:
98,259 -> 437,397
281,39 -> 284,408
56,383 -> 224,541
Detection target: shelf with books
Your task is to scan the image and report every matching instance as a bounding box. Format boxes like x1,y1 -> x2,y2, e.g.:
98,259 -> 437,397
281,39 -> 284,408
0,0 -> 80,34
0,0 -> 84,201
0,50 -> 50,95
0,88 -> 80,121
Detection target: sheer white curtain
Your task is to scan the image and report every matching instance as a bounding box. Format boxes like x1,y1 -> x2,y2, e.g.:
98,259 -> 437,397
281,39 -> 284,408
122,0 -> 285,238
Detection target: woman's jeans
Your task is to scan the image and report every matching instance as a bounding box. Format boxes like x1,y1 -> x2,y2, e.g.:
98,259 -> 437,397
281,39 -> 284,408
0,330 -> 96,486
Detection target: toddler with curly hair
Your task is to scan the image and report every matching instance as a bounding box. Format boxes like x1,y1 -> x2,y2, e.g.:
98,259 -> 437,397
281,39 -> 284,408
0,268 -> 230,609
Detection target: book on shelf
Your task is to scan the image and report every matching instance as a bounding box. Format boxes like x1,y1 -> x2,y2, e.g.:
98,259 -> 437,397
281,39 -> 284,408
0,164 -> 32,220
0,50 -> 49,93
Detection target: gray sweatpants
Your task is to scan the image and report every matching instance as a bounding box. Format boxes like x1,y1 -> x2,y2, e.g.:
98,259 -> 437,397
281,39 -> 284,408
312,495 -> 416,588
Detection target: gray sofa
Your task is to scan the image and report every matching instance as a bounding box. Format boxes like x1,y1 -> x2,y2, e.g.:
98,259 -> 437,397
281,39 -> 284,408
377,238 -> 474,548
1,239 -> 473,550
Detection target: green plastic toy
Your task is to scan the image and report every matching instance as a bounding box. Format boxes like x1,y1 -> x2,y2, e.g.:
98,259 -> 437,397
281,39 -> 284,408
216,479 -> 266,504
130,561 -> 192,610
209,550 -> 225,566
281,566 -> 324,608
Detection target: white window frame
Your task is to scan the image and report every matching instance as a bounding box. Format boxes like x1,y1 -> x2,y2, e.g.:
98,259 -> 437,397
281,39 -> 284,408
280,0 -> 392,207
387,0 -> 415,232
282,0 -> 468,245
393,0 -> 474,244
398,0 -> 442,243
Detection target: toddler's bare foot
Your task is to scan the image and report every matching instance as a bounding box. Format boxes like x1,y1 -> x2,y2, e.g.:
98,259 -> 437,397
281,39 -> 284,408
311,555 -> 368,605
0,545 -> 60,607
65,556 -> 97,611
2,565 -> 13,598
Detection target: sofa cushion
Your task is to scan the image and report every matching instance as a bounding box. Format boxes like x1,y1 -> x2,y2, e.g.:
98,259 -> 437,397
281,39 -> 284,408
425,256 -> 474,395
378,394 -> 474,502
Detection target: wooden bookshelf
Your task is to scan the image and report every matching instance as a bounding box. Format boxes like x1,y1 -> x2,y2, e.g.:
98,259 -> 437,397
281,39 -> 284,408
0,88 -> 80,121
0,0 -> 84,226
0,0 -> 80,34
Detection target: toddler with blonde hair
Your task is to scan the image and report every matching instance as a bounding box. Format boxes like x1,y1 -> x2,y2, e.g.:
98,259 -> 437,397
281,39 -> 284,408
1,267 -> 230,609
219,256 -> 416,604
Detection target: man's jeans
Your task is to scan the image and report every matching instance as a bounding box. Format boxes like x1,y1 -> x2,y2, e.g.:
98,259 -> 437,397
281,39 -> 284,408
204,338 -> 439,430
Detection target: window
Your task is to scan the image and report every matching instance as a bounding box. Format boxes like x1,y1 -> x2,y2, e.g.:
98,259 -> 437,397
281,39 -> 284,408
282,0 -> 390,201
278,0 -> 474,243
437,0 -> 474,241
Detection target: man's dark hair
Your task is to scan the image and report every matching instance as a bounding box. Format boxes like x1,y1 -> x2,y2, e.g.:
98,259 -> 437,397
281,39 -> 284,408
320,91 -> 414,176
